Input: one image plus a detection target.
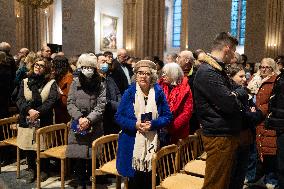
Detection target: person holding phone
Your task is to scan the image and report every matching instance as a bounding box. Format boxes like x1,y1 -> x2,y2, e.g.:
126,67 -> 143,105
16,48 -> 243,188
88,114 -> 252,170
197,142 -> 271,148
115,60 -> 172,189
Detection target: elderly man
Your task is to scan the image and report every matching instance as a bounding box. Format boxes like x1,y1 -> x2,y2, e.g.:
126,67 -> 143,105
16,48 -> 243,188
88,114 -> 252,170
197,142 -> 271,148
41,45 -> 51,60
194,32 -> 245,189
111,48 -> 133,95
16,48 -> 29,67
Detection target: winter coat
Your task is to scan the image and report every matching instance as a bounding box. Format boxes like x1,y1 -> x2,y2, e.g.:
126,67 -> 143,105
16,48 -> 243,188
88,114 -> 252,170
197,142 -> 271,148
54,72 -> 73,124
66,77 -> 106,159
193,55 -> 243,136
0,59 -> 15,118
158,76 -> 193,143
16,77 -> 59,128
103,75 -> 121,134
254,74 -> 277,158
111,59 -> 133,95
115,83 -> 172,177
266,70 -> 284,130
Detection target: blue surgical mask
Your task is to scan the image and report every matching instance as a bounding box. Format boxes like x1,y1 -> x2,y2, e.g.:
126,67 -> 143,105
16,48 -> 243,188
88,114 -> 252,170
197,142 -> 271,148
100,63 -> 109,73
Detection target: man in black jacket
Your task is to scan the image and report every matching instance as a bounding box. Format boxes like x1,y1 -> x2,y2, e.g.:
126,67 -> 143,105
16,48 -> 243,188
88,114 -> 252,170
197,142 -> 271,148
193,32 -> 245,189
111,48 -> 133,95
266,57 -> 284,188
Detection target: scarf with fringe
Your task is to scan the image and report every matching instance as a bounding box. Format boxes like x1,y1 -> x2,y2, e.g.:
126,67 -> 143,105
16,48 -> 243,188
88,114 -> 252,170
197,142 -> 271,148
132,83 -> 159,172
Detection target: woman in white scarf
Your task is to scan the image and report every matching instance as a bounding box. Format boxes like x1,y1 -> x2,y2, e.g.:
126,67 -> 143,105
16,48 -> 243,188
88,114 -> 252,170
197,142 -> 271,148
115,60 -> 172,189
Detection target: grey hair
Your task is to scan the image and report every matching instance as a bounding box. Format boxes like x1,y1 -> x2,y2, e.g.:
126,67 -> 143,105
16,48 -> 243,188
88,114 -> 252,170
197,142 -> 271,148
162,63 -> 184,85
0,42 -> 11,53
261,58 -> 278,73
132,67 -> 158,87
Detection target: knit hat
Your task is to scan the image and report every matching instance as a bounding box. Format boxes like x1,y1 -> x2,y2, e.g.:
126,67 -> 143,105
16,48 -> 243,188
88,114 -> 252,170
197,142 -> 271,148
78,53 -> 97,68
134,60 -> 157,72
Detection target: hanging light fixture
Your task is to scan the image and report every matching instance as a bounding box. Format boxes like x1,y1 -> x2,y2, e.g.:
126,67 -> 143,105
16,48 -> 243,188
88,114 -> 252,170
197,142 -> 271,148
16,0 -> 54,9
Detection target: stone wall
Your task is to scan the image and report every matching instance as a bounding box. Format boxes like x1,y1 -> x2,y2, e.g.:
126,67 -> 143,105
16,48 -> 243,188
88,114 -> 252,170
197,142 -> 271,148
0,0 -> 16,54
62,0 -> 95,57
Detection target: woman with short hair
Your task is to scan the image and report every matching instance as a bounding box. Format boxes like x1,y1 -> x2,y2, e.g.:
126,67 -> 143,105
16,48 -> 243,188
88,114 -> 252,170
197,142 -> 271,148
158,63 -> 193,144
115,60 -> 172,189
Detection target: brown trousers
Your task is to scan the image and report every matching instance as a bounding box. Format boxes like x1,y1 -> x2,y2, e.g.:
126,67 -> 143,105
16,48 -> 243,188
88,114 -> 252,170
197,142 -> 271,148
201,135 -> 240,189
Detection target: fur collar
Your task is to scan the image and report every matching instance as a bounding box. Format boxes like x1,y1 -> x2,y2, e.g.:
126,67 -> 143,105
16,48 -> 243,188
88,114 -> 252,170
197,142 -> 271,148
199,54 -> 223,71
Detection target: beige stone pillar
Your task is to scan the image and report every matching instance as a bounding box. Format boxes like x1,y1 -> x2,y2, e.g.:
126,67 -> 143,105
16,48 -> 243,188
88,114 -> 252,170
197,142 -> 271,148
180,0 -> 189,51
62,0 -> 95,57
0,0 -> 16,54
124,0 -> 165,59
245,0 -> 284,62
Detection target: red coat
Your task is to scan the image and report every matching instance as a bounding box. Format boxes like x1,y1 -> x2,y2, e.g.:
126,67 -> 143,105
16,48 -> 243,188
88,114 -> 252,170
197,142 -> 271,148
255,75 -> 277,159
158,76 -> 193,143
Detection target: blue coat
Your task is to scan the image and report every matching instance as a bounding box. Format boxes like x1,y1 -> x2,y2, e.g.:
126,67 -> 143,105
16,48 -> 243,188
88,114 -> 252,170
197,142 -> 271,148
115,83 -> 172,177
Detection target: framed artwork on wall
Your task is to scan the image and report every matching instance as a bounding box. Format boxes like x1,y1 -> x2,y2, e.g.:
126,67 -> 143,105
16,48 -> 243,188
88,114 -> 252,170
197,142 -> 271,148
100,14 -> 118,52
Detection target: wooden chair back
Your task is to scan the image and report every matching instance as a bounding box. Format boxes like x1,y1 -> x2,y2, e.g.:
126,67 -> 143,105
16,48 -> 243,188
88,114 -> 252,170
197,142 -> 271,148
36,123 -> 68,154
0,115 -> 19,144
92,134 -> 118,170
195,129 -> 204,157
152,144 -> 178,189
177,135 -> 197,171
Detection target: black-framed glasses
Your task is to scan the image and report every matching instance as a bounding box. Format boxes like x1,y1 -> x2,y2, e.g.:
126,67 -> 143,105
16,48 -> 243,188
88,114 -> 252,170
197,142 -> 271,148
34,63 -> 45,69
137,71 -> 151,77
259,66 -> 272,70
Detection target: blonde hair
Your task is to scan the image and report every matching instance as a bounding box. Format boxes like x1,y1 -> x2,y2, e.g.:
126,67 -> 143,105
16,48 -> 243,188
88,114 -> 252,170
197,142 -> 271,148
261,58 -> 278,73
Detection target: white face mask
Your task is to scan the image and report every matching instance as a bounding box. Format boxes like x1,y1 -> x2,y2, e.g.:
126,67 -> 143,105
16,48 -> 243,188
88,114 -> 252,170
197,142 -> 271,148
81,68 -> 94,78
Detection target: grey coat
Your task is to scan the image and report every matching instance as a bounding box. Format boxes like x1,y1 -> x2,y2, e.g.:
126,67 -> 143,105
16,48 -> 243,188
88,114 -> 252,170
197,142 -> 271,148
66,77 -> 106,158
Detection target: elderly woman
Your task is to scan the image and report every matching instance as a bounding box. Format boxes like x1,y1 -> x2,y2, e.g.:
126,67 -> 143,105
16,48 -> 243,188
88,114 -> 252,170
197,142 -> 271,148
247,58 -> 278,188
115,60 -> 172,189
158,63 -> 193,144
16,57 -> 59,183
66,53 -> 106,188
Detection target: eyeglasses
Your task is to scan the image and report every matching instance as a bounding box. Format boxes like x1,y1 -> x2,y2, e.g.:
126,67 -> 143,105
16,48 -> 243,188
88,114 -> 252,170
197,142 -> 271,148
259,66 -> 272,70
137,71 -> 151,77
34,63 -> 45,69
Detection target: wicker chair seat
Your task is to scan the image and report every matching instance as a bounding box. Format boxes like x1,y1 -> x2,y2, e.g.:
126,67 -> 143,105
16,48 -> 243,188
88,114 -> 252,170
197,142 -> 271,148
99,159 -> 119,175
3,137 -> 17,146
184,159 -> 205,177
40,145 -> 67,159
160,173 -> 204,189
199,152 -> 207,161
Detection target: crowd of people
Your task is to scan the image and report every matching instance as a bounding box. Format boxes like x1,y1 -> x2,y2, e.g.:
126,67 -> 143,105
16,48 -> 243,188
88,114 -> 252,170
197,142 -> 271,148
0,31 -> 284,189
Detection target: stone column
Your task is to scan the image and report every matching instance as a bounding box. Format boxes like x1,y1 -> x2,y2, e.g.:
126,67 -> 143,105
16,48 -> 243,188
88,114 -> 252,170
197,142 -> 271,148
188,0 -> 231,52
124,0 -> 165,59
180,0 -> 189,51
62,0 -> 95,57
0,0 -> 16,54
245,0 -> 284,62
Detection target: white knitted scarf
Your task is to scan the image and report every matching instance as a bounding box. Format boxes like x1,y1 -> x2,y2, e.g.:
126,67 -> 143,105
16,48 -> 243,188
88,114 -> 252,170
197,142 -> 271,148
132,83 -> 159,172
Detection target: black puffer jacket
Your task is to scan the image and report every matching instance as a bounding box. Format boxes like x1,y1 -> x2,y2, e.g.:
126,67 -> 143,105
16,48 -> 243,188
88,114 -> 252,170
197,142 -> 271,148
266,70 -> 284,130
193,55 -> 244,136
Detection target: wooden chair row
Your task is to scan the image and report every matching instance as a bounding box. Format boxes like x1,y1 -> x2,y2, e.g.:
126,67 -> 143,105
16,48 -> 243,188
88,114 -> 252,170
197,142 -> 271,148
152,135 -> 205,189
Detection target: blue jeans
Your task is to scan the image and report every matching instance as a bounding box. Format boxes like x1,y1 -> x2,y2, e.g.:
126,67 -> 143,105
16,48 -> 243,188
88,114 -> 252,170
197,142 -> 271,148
229,144 -> 250,189
277,131 -> 284,188
245,142 -> 258,183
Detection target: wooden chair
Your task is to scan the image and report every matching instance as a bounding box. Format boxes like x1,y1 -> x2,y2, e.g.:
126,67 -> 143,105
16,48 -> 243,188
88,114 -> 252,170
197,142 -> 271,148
36,123 -> 68,189
178,135 -> 205,178
91,134 -> 128,189
0,115 -> 20,178
195,129 -> 206,160
152,144 -> 204,189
